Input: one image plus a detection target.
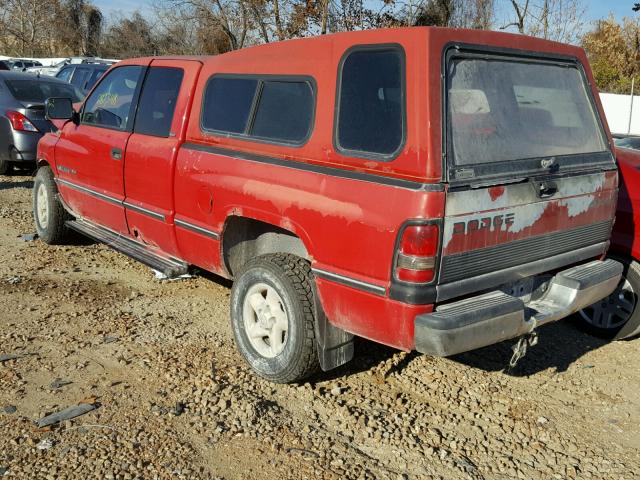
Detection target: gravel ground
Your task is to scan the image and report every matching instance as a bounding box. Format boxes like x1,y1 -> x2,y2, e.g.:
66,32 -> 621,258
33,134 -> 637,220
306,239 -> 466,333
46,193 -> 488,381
0,172 -> 639,479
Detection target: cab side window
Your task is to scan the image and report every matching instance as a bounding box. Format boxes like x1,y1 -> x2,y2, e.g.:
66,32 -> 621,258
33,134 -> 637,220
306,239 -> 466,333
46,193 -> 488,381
134,67 -> 184,137
82,66 -> 143,130
201,76 -> 315,145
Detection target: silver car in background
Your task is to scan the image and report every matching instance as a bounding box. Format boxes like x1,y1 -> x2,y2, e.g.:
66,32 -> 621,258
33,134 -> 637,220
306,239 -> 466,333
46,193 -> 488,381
0,71 -> 82,174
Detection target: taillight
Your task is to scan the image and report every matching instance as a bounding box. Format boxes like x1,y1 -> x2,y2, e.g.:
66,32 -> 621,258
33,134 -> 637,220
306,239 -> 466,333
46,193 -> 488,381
6,111 -> 39,132
395,224 -> 439,284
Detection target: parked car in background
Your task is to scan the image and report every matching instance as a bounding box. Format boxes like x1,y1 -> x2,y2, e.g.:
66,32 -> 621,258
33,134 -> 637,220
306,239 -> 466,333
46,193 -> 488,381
55,61 -> 112,96
576,146 -> 640,340
0,61 -> 9,71
10,59 -> 42,71
25,57 -> 117,77
26,59 -> 71,77
36,28 -> 622,383
613,134 -> 640,151
0,72 -> 82,174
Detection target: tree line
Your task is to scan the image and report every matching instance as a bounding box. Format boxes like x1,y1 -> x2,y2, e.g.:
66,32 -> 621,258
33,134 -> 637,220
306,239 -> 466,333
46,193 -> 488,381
0,0 -> 638,93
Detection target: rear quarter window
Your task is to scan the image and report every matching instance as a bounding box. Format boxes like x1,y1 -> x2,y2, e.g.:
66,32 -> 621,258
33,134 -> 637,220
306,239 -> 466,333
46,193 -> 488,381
335,46 -> 406,159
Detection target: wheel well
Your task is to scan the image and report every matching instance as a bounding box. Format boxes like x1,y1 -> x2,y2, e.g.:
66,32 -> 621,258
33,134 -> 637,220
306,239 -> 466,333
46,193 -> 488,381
222,216 -> 310,278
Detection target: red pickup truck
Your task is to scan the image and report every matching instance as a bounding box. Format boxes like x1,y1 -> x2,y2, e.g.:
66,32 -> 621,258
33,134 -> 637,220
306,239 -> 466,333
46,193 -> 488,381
35,27 -> 622,383
575,146 -> 640,340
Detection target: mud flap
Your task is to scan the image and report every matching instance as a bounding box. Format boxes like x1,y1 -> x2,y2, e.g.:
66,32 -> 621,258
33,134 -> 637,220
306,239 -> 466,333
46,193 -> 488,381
313,294 -> 354,371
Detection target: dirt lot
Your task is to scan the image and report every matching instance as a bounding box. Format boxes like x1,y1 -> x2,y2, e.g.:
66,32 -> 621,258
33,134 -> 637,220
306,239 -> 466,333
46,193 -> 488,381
0,172 -> 639,480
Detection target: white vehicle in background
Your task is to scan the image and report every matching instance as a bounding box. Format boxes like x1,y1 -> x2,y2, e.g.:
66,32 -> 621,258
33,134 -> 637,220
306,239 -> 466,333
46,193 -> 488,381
9,59 -> 43,71
26,59 -> 71,76
24,57 -> 118,77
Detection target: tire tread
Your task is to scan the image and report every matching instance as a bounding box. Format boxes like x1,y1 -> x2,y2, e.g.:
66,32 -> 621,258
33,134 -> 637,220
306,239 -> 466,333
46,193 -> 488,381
233,253 -> 320,383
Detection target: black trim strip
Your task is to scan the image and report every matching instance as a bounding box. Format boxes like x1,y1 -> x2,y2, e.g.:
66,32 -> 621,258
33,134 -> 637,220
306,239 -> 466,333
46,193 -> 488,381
312,268 -> 386,296
123,201 -> 165,221
174,218 -> 220,240
56,178 -> 122,206
436,241 -> 608,302
56,178 -> 168,222
182,143 -> 443,192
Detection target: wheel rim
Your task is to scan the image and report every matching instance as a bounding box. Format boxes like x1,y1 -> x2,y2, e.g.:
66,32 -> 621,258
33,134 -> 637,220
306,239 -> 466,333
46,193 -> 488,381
579,277 -> 637,330
36,182 -> 49,229
242,282 -> 289,358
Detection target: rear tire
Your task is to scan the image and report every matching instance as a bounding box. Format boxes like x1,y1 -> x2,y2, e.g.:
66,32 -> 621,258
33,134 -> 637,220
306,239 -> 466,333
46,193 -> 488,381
230,253 -> 320,383
33,166 -> 71,245
576,256 -> 640,340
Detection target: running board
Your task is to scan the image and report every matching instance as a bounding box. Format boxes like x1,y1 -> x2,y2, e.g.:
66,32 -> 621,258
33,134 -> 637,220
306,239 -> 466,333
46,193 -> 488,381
66,219 -> 189,278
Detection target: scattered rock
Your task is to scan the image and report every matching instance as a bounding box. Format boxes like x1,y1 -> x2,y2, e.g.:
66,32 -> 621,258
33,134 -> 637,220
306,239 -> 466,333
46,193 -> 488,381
36,439 -> 54,451
537,416 -> 549,425
3,405 -> 16,414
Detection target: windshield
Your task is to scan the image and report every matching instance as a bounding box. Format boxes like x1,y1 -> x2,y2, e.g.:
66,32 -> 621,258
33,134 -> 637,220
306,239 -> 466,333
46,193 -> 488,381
447,56 -> 608,169
5,79 -> 83,103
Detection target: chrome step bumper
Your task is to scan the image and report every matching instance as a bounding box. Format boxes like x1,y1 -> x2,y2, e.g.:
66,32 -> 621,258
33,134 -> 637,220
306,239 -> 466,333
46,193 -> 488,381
415,259 -> 623,357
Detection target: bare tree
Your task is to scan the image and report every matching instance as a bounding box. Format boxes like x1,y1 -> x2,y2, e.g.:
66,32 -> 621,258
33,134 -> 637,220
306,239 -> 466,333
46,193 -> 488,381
0,0 -> 60,56
502,0 -> 529,33
503,0 -> 586,44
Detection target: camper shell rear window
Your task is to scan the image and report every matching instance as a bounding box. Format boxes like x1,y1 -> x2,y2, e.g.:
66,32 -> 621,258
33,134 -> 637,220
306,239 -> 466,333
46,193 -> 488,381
444,45 -> 613,183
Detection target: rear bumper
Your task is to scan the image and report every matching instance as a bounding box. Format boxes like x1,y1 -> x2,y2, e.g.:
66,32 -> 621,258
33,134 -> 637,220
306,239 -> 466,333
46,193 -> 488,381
415,259 -> 623,356
9,131 -> 41,162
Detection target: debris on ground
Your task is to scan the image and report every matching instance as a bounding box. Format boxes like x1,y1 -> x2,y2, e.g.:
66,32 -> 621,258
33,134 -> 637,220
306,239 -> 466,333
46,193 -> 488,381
50,378 -> 72,390
36,439 -> 54,451
153,269 -> 193,281
2,406 -> 16,414
37,403 -> 98,428
19,233 -> 38,242
0,353 -> 26,363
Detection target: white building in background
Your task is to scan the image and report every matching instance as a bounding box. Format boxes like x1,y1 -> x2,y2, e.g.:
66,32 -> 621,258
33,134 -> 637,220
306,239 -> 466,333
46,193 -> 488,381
600,92 -> 640,136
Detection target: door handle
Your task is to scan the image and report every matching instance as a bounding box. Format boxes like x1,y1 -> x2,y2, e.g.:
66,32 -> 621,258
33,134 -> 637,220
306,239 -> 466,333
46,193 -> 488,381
111,148 -> 122,160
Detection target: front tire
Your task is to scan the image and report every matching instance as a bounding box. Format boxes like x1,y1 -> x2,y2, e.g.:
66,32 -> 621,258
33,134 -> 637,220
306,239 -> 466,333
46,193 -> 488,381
230,254 -> 320,383
576,256 -> 640,340
33,166 -> 71,245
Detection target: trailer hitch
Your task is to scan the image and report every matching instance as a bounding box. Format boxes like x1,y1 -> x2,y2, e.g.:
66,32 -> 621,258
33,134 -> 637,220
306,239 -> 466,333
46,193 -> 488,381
507,331 -> 539,371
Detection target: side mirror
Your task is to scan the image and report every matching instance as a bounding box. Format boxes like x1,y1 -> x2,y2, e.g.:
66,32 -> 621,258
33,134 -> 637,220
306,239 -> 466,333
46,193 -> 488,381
45,97 -> 76,122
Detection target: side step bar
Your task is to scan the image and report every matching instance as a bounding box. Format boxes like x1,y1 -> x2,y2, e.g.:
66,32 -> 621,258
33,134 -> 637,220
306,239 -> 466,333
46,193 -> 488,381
66,219 -> 189,278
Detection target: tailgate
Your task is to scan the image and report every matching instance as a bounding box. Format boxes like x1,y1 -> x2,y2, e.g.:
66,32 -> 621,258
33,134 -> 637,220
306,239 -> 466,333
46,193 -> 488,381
438,170 -> 618,301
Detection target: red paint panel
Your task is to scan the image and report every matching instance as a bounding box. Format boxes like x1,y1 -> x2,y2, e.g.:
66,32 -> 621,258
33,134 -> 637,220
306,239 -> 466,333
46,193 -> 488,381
124,59 -> 203,255
315,278 -> 433,350
174,147 -> 445,284
442,172 -> 618,256
54,123 -> 130,234
613,148 -> 640,260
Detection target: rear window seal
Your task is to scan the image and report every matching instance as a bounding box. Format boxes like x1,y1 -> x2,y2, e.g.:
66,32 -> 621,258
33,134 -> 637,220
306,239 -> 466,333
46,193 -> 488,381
441,43 -> 614,185
199,73 -> 317,148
